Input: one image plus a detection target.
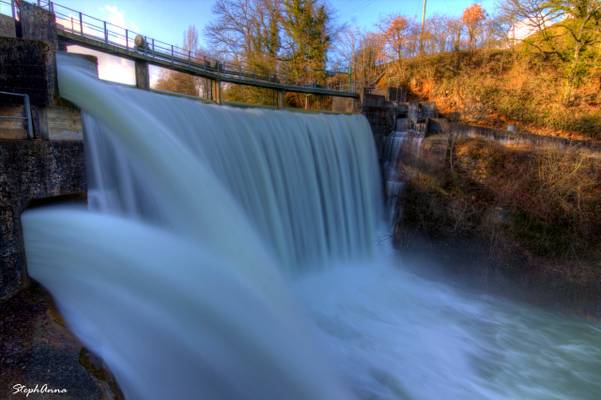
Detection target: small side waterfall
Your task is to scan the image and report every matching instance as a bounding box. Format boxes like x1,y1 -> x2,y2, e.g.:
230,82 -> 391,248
382,116 -> 424,224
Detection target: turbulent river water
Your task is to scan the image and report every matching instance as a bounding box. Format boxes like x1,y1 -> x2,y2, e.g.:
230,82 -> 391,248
21,53 -> 601,400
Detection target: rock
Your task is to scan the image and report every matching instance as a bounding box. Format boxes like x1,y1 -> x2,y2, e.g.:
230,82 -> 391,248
0,282 -> 123,399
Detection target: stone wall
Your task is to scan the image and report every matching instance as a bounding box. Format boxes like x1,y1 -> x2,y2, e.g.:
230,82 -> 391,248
0,140 -> 86,301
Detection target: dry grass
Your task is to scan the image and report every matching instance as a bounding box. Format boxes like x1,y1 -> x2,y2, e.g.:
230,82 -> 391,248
382,50 -> 601,140
401,137 -> 601,271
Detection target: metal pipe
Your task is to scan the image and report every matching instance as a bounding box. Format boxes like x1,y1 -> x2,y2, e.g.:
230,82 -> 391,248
0,91 -> 34,139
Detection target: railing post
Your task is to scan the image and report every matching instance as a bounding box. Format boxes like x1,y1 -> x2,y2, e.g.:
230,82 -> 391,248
48,1 -> 53,14
152,38 -> 155,53
348,66 -> 352,92
23,94 -> 33,139
125,29 -> 128,49
103,21 -> 108,43
188,50 -> 191,64
70,16 -> 73,32
171,44 -> 174,62
10,0 -> 15,19
79,12 -> 83,35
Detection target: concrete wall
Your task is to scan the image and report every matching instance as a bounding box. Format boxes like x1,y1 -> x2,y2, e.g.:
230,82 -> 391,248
0,37 -> 53,106
0,141 -> 86,301
18,2 -> 57,47
361,92 -> 395,157
332,97 -> 358,114
0,14 -> 15,38
0,106 -> 27,139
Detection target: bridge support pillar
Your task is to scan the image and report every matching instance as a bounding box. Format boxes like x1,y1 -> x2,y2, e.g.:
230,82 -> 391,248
19,3 -> 58,49
276,90 -> 285,109
18,3 -> 58,108
135,60 -> 150,90
211,80 -> 222,104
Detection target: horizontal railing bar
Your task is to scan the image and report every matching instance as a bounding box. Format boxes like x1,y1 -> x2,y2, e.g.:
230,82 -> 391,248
0,116 -> 27,120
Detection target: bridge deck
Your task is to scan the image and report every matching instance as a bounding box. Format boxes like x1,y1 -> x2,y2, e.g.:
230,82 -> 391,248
59,31 -> 357,98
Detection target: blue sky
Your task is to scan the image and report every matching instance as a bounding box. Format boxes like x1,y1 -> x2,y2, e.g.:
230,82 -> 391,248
0,0 -> 496,85
47,0 -> 499,48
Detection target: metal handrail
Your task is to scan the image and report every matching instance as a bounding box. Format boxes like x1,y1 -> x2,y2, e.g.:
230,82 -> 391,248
25,0 -> 355,94
0,91 -> 34,139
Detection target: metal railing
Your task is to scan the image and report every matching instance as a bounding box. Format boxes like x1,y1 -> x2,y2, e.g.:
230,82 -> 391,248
25,0 -> 355,95
0,91 -> 34,139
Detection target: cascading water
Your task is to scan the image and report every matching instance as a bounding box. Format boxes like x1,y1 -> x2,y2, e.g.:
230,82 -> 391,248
22,53 -> 601,400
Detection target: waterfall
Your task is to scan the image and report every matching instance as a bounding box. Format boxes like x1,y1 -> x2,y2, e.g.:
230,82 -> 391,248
22,54 -> 601,400
22,53 -> 379,400
67,52 -> 381,270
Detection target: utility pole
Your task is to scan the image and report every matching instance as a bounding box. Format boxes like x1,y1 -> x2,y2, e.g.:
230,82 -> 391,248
420,0 -> 427,54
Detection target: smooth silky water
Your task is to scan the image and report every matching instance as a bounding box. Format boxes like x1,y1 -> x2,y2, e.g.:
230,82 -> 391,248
21,54 -> 601,399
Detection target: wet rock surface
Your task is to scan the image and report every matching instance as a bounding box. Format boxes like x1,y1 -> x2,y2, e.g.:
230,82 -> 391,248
0,282 -> 122,399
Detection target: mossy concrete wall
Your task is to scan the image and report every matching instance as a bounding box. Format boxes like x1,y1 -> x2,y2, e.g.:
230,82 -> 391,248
0,37 -> 54,106
0,140 -> 85,301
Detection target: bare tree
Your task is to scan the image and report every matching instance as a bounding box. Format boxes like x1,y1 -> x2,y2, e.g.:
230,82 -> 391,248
462,4 -> 487,48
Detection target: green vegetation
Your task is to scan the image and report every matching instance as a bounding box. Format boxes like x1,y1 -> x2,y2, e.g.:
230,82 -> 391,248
157,0 -> 337,109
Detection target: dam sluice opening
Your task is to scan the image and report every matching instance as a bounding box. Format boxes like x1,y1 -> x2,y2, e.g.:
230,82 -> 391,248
20,54 -> 601,400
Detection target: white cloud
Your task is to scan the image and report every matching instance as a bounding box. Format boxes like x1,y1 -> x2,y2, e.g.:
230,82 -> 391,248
102,4 -> 139,32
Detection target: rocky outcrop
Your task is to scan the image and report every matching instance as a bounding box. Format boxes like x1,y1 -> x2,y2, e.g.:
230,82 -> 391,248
0,283 -> 122,399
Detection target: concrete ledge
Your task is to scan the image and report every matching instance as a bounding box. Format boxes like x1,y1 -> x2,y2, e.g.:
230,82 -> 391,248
0,140 -> 86,301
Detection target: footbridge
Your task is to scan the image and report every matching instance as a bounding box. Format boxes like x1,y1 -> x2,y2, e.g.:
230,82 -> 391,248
3,0 -> 358,105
